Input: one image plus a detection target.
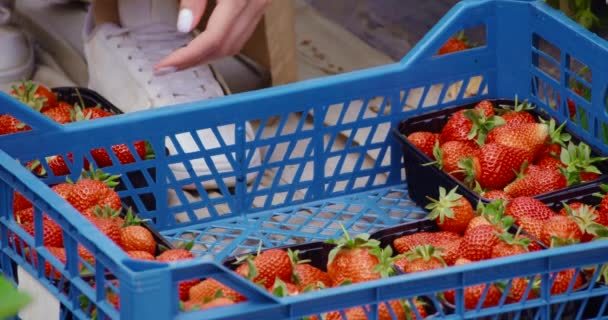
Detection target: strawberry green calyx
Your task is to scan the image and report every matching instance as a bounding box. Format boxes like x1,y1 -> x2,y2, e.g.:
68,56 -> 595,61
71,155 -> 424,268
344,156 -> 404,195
143,141 -> 156,160
498,96 -> 535,115
513,161 -> 530,180
69,104 -> 93,122
287,249 -> 311,286
92,205 -> 122,220
422,141 -> 444,169
560,142 -> 607,185
122,207 -> 150,227
463,109 -> 506,146
80,168 -> 121,188
425,186 -> 463,224
271,278 -> 292,298
404,244 -> 446,267
458,156 -> 477,188
371,246 -> 400,278
540,118 -> 571,148
496,227 -> 530,251
403,298 -> 427,320
10,81 -> 46,112
326,225 -> 380,265
563,203 -> 608,239
476,199 -> 511,229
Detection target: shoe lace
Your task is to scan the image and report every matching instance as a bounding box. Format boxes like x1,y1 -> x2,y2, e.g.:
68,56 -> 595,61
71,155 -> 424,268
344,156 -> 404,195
107,24 -> 216,104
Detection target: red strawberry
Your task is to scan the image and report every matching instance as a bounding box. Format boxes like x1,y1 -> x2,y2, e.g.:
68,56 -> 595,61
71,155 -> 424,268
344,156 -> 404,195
325,231 -> 388,286
68,170 -> 122,216
505,197 -> 555,221
496,98 -> 537,126
13,192 -> 32,212
26,154 -> 76,177
0,114 -> 31,135
81,107 -> 114,119
10,81 -> 57,112
235,248 -> 293,289
324,300 -> 406,320
22,216 -> 64,247
126,250 -> 156,261
425,187 -> 474,234
42,101 -> 73,124
444,258 -> 501,309
200,297 -> 236,310
536,155 -> 564,172
407,131 -> 439,158
14,207 -> 34,225
474,100 -> 497,118
503,166 -> 567,198
551,269 -> 584,295
459,143 -> 529,189
440,110 -> 473,144
560,142 -> 605,185
540,215 -> 583,247
393,231 -> 461,265
458,224 -> 501,261
156,248 -> 200,301
428,140 -> 476,180
481,190 -> 511,201
486,123 -> 549,161
189,278 -> 246,303
517,215 -> 545,240
394,244 -> 446,273
90,141 -> 148,168
562,203 -> 607,242
491,230 -> 530,259
288,249 -> 332,290
51,183 -> 75,203
86,206 -> 123,247
503,277 -> 539,303
268,279 -> 300,297
27,247 -> 66,279
440,103 -> 503,146
438,36 -> 469,55
393,231 -> 461,253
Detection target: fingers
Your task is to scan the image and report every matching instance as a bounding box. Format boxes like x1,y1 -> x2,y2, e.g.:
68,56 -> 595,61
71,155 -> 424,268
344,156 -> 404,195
156,0 -> 247,70
205,1 -> 268,61
177,0 -> 208,33
156,0 -> 272,71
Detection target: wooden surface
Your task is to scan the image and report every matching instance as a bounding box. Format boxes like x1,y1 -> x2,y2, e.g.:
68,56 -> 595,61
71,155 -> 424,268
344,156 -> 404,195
241,0 -> 299,86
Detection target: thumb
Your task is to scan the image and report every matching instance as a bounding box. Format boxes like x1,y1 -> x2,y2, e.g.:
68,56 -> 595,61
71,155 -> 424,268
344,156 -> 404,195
177,0 -> 208,33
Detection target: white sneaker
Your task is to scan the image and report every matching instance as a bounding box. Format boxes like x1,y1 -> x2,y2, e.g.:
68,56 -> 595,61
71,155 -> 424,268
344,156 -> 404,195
0,6 -> 35,86
82,0 -> 261,190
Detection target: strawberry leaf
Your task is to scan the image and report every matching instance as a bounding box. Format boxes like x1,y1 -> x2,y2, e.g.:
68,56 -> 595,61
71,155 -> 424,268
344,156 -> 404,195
0,275 -> 31,319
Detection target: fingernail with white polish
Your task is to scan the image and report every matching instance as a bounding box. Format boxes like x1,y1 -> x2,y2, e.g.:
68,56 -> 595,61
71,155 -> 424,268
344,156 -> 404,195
177,9 -> 193,33
154,66 -> 177,76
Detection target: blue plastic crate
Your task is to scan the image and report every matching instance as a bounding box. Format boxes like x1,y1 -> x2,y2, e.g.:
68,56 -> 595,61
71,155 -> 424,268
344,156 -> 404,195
2,0 -> 608,319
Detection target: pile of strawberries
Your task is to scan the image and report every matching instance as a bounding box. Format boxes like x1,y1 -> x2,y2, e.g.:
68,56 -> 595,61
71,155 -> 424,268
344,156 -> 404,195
407,99 -> 606,199
2,81 -> 152,177
179,238 -> 430,319
11,169 -> 163,275
407,186 -> 597,309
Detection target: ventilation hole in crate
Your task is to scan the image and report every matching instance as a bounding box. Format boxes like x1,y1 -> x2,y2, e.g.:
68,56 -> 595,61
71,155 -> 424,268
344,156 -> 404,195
325,102 -> 344,124
532,34 -> 561,82
435,25 -> 487,56
532,76 -> 558,110
421,84 -> 444,108
366,96 -> 390,116
402,86 -> 425,111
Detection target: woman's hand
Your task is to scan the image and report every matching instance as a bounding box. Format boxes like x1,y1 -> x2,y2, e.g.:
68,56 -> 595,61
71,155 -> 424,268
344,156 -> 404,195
155,0 -> 271,72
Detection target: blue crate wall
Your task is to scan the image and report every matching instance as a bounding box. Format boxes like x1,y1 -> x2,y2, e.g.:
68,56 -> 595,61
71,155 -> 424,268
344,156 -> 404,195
0,11 -> 495,235
2,0 -> 608,319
